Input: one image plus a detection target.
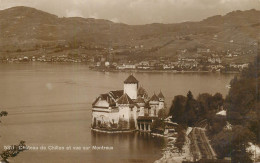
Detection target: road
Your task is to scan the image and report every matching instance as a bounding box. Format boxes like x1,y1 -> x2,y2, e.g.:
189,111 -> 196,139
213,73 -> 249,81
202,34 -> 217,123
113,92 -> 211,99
189,127 -> 217,161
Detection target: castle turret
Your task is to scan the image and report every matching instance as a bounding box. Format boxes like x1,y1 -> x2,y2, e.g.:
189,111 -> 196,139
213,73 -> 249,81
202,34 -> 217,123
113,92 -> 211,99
124,75 -> 138,100
158,91 -> 165,110
149,93 -> 159,116
137,86 -> 148,99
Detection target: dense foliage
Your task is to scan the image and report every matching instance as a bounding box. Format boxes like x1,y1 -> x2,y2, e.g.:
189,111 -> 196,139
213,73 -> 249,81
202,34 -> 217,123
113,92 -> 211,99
211,125 -> 255,161
0,111 -> 8,123
225,52 -> 260,142
211,51 -> 260,161
169,91 -> 224,127
151,109 -> 167,133
168,51 -> 259,162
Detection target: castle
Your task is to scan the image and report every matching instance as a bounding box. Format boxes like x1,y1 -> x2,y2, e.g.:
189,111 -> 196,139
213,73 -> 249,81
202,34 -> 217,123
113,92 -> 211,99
91,74 -> 166,132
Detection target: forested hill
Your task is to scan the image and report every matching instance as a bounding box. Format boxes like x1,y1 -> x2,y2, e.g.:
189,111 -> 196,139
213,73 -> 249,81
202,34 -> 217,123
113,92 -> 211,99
0,6 -> 259,59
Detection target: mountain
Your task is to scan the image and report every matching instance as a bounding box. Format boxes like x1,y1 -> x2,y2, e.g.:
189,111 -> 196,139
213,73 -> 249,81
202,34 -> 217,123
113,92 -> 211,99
0,6 -> 259,61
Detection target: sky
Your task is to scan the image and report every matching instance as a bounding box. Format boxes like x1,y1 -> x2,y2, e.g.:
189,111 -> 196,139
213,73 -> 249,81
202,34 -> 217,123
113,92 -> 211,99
0,0 -> 259,25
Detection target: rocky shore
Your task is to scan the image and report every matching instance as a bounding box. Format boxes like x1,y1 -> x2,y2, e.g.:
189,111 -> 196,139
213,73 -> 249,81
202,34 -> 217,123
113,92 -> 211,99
155,128 -> 193,163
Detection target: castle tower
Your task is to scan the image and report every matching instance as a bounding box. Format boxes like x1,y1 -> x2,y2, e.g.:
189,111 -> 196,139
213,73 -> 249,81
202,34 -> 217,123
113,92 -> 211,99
137,86 -> 148,99
149,93 -> 159,116
124,74 -> 138,100
158,91 -> 165,110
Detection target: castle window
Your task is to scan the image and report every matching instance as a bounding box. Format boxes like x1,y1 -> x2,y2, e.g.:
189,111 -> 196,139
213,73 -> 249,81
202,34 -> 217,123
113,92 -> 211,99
131,108 -> 133,111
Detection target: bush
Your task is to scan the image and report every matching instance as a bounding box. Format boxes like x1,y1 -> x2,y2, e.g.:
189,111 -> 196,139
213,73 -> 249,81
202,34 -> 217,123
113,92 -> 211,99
212,125 -> 255,160
151,118 -> 165,132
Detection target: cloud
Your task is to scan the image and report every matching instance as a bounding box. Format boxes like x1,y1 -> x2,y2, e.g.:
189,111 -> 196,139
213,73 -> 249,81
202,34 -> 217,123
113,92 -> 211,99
0,0 -> 259,24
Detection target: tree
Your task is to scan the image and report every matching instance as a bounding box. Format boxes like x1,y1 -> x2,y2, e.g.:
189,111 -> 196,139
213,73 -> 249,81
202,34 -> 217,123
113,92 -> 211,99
185,91 -> 196,112
212,93 -> 224,110
0,141 -> 27,163
248,119 -> 260,142
226,51 -> 260,126
151,118 -> 165,133
197,93 -> 212,119
169,91 -> 224,127
231,126 -> 255,163
211,52 -> 260,160
158,109 -> 167,119
169,95 -> 187,124
187,91 -> 193,101
185,91 -> 198,126
212,125 -> 255,160
0,111 -> 8,123
231,147 -> 253,163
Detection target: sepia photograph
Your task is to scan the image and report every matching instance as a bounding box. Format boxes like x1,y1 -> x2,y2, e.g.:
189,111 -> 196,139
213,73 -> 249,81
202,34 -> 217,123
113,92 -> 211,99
0,0 -> 259,162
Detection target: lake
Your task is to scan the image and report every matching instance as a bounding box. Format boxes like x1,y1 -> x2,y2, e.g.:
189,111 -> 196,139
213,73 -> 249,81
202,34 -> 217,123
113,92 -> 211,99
0,63 -> 234,163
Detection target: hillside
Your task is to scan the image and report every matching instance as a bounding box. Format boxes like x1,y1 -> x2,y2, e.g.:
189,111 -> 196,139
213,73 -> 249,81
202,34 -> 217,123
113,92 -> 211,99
0,6 -> 259,60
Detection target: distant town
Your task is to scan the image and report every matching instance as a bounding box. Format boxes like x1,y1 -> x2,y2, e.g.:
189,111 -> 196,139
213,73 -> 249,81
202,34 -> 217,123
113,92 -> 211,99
0,47 -> 252,73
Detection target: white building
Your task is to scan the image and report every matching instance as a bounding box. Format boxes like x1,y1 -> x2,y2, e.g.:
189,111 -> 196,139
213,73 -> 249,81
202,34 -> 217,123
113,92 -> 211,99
91,75 -> 166,131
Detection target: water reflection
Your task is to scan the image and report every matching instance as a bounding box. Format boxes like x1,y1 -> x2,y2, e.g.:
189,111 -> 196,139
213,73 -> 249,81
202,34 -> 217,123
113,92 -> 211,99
91,131 -> 167,162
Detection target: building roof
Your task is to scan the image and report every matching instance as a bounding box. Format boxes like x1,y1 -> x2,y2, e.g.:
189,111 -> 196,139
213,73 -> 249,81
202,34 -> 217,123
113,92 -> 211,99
158,91 -> 165,99
117,93 -> 134,105
135,96 -> 145,104
124,74 -> 139,84
109,90 -> 124,100
92,93 -> 116,107
137,116 -> 157,122
150,94 -> 159,101
137,86 -> 148,98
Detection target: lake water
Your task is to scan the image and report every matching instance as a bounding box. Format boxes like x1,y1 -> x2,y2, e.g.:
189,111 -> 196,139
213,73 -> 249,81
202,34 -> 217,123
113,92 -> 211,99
0,63 -> 234,163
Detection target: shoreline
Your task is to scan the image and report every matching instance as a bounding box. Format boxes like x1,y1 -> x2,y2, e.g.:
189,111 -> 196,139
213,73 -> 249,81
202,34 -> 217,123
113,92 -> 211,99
90,68 -> 240,74
155,128 -> 193,163
0,62 -> 240,74
91,128 -> 136,134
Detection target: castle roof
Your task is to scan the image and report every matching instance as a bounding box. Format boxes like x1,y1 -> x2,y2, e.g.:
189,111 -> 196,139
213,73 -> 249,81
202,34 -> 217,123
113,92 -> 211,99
92,93 -> 116,107
117,93 -> 134,105
109,90 -> 124,100
135,96 -> 145,104
150,94 -> 159,101
124,74 -> 139,84
137,86 -> 148,98
158,91 -> 165,99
